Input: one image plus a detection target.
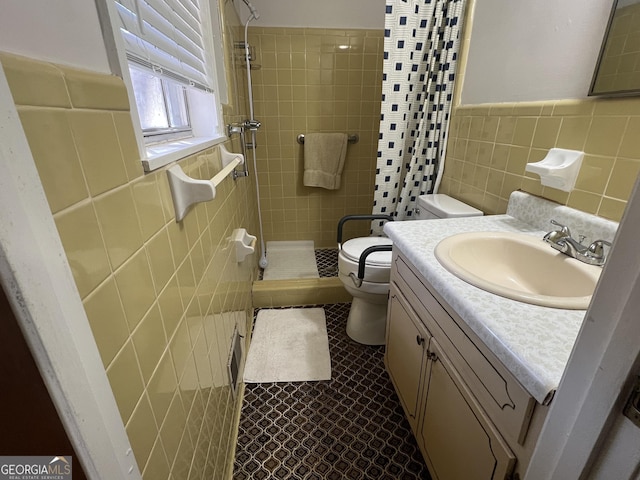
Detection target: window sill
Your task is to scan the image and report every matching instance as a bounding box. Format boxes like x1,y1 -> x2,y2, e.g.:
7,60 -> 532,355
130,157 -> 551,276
142,134 -> 226,172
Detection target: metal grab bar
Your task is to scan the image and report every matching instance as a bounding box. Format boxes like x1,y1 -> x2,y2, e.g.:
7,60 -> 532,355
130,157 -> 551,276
227,122 -> 251,177
349,244 -> 394,287
297,133 -> 359,145
337,214 -> 394,246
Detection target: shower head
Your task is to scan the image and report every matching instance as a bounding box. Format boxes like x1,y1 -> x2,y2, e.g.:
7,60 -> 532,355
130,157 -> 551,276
241,0 -> 260,20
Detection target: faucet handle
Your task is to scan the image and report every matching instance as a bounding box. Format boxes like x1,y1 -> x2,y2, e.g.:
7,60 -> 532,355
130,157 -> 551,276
586,239 -> 612,260
544,219 -> 571,243
549,219 -> 571,236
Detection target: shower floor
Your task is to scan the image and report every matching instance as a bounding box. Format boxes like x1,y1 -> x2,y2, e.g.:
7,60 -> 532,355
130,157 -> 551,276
258,248 -> 338,280
233,303 -> 431,480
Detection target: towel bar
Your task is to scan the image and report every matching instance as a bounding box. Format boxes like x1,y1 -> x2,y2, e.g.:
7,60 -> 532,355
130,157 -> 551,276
297,133 -> 359,145
166,144 -> 244,222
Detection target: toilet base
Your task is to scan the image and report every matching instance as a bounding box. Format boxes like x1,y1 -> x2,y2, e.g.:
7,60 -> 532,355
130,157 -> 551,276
346,297 -> 387,345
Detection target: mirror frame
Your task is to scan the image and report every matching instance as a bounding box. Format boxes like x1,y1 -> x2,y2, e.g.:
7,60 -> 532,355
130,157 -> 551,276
589,0 -> 640,97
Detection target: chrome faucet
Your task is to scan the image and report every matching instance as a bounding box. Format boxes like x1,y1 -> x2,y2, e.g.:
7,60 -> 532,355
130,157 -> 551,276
543,220 -> 611,266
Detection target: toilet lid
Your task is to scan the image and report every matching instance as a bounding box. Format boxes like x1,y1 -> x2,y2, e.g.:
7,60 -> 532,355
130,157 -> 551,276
342,237 -> 393,266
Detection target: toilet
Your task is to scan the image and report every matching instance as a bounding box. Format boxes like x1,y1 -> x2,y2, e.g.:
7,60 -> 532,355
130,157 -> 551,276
338,194 -> 483,345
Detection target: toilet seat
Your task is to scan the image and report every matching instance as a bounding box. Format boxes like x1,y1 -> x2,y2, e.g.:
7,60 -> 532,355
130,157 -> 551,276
341,237 -> 393,266
338,237 -> 393,284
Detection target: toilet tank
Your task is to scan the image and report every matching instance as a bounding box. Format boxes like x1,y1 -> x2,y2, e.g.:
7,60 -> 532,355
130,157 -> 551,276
414,194 -> 483,220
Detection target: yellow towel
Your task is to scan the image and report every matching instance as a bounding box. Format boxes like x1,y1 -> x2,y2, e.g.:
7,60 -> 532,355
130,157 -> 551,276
303,133 -> 348,190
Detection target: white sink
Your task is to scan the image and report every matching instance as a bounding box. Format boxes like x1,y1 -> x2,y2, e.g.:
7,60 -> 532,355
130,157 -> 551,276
434,231 -> 602,309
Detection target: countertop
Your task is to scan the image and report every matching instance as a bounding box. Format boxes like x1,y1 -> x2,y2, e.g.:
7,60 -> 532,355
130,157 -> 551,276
384,213 -> 587,405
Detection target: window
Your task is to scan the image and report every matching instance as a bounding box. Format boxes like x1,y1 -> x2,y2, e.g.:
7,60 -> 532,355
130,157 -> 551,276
99,0 -> 227,171
128,63 -> 191,144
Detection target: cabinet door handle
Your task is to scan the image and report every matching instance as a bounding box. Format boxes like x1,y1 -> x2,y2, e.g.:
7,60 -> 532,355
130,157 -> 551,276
427,351 -> 438,362
416,335 -> 424,346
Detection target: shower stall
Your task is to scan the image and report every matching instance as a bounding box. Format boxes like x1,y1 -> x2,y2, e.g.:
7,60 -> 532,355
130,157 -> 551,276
227,0 -> 383,305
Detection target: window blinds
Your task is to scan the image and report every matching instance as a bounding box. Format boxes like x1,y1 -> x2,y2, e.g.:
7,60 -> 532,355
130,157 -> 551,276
114,0 -> 213,91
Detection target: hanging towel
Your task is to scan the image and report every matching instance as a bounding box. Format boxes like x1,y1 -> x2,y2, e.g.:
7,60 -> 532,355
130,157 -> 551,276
303,132 -> 348,190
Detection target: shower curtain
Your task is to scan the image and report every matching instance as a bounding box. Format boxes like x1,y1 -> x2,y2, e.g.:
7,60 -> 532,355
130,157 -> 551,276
372,0 -> 466,234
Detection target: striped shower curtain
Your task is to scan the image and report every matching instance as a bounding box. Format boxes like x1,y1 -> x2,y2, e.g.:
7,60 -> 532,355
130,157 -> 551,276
372,0 -> 466,234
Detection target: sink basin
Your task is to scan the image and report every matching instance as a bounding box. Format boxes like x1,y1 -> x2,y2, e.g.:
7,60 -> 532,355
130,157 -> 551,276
434,231 -> 602,309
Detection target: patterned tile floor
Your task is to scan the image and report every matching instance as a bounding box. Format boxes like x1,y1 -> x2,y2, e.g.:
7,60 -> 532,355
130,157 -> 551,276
314,249 -> 338,278
233,303 -> 431,480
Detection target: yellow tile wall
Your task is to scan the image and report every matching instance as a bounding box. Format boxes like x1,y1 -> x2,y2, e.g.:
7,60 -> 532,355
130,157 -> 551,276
247,27 -> 384,247
1,16 -> 258,480
440,97 -> 640,222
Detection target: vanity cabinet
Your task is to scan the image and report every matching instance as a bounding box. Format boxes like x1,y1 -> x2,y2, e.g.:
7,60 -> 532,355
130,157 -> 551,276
385,251 -> 547,480
420,339 -> 514,479
386,290 -> 430,431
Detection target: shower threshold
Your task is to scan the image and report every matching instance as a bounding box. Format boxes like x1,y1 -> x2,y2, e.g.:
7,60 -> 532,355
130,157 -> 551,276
253,248 -> 348,308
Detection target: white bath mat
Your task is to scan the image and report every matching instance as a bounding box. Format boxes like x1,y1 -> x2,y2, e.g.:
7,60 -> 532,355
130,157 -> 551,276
243,308 -> 331,383
263,240 -> 319,280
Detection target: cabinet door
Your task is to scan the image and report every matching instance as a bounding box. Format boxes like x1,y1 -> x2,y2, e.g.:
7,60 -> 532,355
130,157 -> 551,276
420,340 -> 515,480
385,287 -> 430,426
